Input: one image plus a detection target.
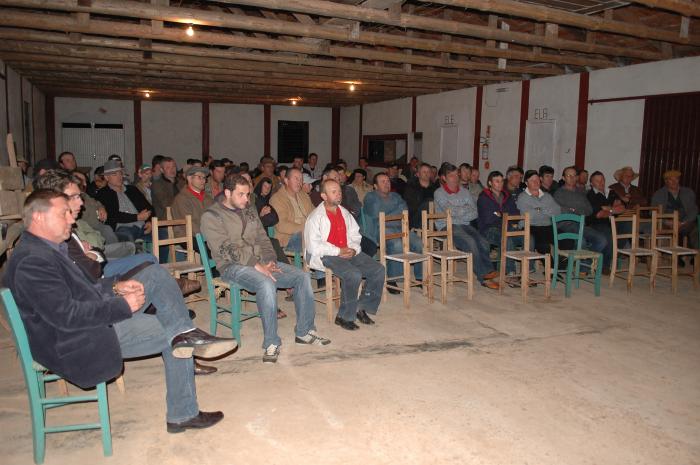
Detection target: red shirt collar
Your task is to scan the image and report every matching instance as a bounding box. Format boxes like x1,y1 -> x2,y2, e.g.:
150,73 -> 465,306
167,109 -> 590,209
188,186 -> 205,202
442,183 -> 460,195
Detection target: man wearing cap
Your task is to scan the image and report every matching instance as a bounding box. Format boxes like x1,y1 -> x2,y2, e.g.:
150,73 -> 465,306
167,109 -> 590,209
652,170 -> 698,249
95,159 -> 153,242
171,166 -> 215,237
609,166 -> 647,209
134,164 -> 153,203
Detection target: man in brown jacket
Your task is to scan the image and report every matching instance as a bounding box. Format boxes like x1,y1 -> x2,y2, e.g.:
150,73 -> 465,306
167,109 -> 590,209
200,173 -> 330,364
152,157 -> 185,220
171,166 -> 215,237
269,167 -> 315,253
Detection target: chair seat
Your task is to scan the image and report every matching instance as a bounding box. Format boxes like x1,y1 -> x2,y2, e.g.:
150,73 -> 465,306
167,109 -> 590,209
385,252 -> 429,263
163,262 -> 204,274
429,250 -> 470,260
504,250 -> 546,260
619,247 -> 654,256
559,249 -> 601,259
656,246 -> 697,255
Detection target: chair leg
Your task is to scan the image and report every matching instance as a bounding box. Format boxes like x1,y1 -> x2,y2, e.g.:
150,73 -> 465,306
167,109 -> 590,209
422,261 -> 429,297
96,382 -> 113,457
609,252 -> 617,287
208,286 -> 219,335
627,256 -> 636,293
552,255 -> 559,289
30,374 -> 46,464
498,255 -> 506,296
650,252 -> 658,293
57,379 -> 69,397
440,258 -> 448,304
231,288 -> 242,346
521,260 -> 529,302
427,259 -> 434,303
671,253 -> 679,294
325,269 -> 333,323
115,374 -> 125,394
544,256 -> 552,299
403,261 -> 410,308
594,255 -> 602,297
565,259 -> 574,298
467,256 -> 474,300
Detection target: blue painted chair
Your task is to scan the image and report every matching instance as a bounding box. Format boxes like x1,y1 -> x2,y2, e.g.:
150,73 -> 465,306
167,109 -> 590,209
196,233 -> 259,346
551,214 -> 603,298
0,288 -> 112,464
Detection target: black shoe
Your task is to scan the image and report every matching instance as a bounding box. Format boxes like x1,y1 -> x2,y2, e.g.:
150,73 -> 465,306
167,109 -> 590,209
386,281 -> 400,295
356,310 -> 375,325
188,309 -> 197,320
171,328 -> 237,359
334,315 -> 359,331
317,277 -> 326,288
194,361 -> 217,376
167,411 -> 223,433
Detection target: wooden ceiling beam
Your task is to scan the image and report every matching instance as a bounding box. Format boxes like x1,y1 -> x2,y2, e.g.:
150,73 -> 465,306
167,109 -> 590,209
0,8 -> 560,75
0,0 -> 665,61
629,0 -> 700,18
420,0 -> 700,45
0,28 -> 518,82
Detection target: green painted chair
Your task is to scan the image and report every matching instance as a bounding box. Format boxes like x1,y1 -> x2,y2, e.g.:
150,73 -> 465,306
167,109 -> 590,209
0,288 -> 112,464
551,214 -> 603,298
196,233 -> 259,346
267,226 -> 302,268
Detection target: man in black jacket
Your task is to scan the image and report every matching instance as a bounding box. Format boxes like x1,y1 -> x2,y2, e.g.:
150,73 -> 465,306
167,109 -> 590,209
5,189 -> 236,433
95,160 -> 153,242
403,163 -> 437,229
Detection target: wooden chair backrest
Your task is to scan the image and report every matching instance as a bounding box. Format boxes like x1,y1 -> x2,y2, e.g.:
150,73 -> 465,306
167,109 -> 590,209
379,210 -> 409,264
610,213 -> 639,250
152,214 -> 195,263
501,213 -> 531,252
421,209 -> 454,252
636,205 -> 661,233
651,210 -> 679,248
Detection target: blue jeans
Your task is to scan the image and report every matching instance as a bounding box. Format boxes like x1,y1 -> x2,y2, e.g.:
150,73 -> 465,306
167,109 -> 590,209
321,252 -> 385,321
451,224 -> 494,281
286,232 -> 303,253
103,253 -> 158,277
112,264 -> 197,423
482,226 -> 527,274
385,231 -> 423,281
221,262 -> 316,349
115,224 -> 147,242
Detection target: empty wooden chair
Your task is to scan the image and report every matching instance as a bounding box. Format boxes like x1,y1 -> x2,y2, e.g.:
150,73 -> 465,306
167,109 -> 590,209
498,213 -> 551,301
421,209 -> 474,304
1,288 -> 112,464
152,215 -> 204,279
636,204 -> 662,249
379,210 -> 429,307
609,214 -> 657,292
651,210 -> 699,293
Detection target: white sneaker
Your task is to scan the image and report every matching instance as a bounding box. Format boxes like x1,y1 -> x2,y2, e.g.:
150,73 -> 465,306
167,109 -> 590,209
295,330 -> 331,346
262,344 -> 280,363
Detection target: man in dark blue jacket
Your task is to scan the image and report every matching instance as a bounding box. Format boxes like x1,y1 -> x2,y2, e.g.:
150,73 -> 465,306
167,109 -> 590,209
4,190 -> 236,433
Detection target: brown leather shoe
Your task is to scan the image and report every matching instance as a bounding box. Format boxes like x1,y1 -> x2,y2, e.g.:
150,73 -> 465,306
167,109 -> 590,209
194,361 -> 217,376
167,411 -> 223,433
481,280 -> 500,290
175,277 -> 201,296
171,328 -> 237,359
483,271 -> 499,280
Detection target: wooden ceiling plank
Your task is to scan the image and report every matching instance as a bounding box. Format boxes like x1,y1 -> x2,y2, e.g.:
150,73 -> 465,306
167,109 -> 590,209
628,0 -> 700,18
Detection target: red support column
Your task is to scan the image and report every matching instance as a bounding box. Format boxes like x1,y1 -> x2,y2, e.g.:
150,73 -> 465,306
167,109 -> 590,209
517,80 -> 530,168
472,86 -> 483,169
575,72 -> 590,169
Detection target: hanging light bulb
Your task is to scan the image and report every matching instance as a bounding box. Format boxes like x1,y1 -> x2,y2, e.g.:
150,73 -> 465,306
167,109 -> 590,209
349,83 -> 356,92
186,24 -> 194,37
291,100 -> 297,105
144,91 -> 151,98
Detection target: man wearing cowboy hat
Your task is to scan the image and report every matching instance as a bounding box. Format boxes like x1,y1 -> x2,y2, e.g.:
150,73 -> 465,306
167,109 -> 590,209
609,166 -> 647,209
651,170 -> 698,249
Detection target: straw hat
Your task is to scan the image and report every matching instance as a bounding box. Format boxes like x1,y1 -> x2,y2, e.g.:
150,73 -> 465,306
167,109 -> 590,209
613,166 -> 639,182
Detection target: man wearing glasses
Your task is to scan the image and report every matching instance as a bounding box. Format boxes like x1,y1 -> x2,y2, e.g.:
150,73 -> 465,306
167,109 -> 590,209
171,166 -> 215,239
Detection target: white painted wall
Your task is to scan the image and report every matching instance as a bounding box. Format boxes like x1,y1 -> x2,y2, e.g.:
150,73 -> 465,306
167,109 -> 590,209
480,81 -> 522,175
528,73 -> 580,176
362,98 -> 412,136
210,103 -> 264,166
270,105 -> 332,169
416,88 -> 476,168
339,105 -> 360,166
142,101 -> 202,171
55,97 -> 136,175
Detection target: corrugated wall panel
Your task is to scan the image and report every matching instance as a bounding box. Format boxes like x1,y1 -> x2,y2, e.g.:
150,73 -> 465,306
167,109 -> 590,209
639,93 -> 700,206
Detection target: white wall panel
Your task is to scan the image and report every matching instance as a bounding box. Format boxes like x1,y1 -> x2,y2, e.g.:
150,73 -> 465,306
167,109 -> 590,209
271,105 -> 332,169
480,81 -> 522,175
210,103 -> 264,167
142,101 -> 201,171
362,98 -> 412,136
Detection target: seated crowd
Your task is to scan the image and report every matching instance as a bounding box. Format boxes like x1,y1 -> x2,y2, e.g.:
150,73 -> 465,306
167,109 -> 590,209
6,150 -> 698,441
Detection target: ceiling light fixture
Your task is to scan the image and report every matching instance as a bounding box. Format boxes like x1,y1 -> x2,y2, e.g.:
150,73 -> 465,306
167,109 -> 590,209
287,97 -> 302,105
186,24 -> 194,37
349,83 -> 356,92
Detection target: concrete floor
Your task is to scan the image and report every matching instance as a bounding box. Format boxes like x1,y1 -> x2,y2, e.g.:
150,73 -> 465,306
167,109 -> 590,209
1,272 -> 699,465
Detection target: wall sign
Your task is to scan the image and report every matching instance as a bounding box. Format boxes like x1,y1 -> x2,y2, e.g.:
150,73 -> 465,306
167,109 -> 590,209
534,107 -> 549,120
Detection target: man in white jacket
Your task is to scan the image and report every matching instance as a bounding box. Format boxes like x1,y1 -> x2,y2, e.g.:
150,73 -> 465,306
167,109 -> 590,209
304,180 -> 385,331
